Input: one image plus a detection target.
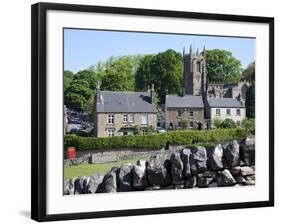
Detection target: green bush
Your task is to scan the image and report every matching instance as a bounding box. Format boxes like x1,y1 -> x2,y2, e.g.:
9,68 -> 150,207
242,118 -> 255,135
64,128 -> 250,151
64,134 -> 79,149
213,117 -> 223,128
220,118 -> 237,128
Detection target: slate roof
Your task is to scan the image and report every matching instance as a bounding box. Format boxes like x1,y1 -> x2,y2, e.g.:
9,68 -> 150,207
207,98 -> 245,108
166,95 -> 204,108
96,91 -> 157,113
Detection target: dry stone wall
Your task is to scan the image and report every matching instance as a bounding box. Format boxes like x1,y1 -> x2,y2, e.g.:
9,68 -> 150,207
64,136 -> 255,195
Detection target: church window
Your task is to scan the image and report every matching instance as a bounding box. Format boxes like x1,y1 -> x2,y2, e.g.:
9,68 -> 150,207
196,61 -> 201,72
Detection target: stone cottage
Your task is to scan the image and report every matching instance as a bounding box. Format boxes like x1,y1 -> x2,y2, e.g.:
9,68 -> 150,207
93,83 -> 157,137
165,95 -> 205,130
206,98 -> 246,128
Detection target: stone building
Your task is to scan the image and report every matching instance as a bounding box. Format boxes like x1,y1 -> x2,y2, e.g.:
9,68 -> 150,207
183,45 -> 207,96
165,45 -> 247,129
207,80 -> 251,104
206,98 -> 246,128
93,83 -> 157,137
165,95 -> 205,130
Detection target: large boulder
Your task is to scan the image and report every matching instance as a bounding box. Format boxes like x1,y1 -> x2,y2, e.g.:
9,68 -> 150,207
74,176 -> 87,194
184,176 -> 197,188
170,153 -> 184,184
96,167 -> 119,193
190,146 -> 208,175
234,175 -> 247,185
231,166 -> 255,176
117,165 -> 134,192
245,175 -> 255,185
240,137 -> 255,166
223,140 -> 240,168
197,171 -> 216,187
147,154 -> 171,186
132,160 -> 148,190
208,144 -> 224,170
64,178 -> 76,195
180,148 -> 192,177
87,174 -> 104,193
217,169 -> 237,186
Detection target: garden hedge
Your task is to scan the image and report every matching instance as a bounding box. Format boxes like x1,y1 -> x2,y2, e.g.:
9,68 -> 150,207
64,128 -> 250,151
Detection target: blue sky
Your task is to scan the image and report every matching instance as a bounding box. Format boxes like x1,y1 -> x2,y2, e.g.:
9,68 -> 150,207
64,28 -> 255,73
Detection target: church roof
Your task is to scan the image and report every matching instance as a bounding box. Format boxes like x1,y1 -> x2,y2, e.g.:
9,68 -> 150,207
96,91 -> 157,113
166,95 -> 204,108
207,98 -> 245,108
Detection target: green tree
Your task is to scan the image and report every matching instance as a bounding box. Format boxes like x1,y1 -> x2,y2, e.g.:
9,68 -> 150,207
242,62 -> 255,83
205,49 -> 242,83
135,55 -> 154,91
64,70 -> 73,90
101,56 -> 137,91
64,80 -> 93,111
136,49 -> 183,104
246,85 -> 255,118
243,62 -> 255,118
74,69 -> 101,90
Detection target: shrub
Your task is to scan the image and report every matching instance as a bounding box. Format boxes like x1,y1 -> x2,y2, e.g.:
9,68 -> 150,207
220,118 -> 237,129
64,128 -> 248,151
213,117 -> 223,128
64,134 -> 79,150
242,118 -> 255,135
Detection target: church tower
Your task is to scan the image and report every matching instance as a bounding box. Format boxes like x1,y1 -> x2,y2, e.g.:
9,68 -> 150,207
183,45 -> 207,96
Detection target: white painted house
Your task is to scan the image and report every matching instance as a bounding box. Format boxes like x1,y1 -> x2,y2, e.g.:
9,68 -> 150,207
207,98 -> 246,128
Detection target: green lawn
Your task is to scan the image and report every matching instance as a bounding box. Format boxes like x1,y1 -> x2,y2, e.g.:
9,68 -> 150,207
64,156 -> 149,180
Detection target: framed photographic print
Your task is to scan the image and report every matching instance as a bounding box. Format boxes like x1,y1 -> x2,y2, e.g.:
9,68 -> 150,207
31,2 -> 274,222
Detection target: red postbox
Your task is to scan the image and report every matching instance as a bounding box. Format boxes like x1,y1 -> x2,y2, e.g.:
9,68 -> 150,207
67,147 -> 76,160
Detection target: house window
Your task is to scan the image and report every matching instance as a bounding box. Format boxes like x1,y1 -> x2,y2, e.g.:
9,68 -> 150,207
108,129 -> 114,137
141,114 -> 148,125
123,114 -> 128,122
226,109 -> 231,116
178,110 -> 183,117
237,121 -> 241,126
189,111 -> 193,117
129,114 -> 135,123
123,131 -> 128,136
236,109 -> 241,116
189,121 -> 194,128
216,109 -> 221,116
108,114 -> 114,124
178,122 -> 182,128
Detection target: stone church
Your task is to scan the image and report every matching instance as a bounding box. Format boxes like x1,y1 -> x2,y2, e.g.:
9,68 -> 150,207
165,45 -> 248,129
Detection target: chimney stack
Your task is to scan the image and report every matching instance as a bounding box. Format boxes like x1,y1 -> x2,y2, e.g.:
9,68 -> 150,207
150,84 -> 157,105
95,81 -> 102,104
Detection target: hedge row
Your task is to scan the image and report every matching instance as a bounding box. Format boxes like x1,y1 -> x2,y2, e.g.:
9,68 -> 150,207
64,128 -> 249,151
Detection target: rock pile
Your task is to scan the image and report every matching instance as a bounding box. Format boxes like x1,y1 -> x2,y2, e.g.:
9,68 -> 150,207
64,136 -> 255,195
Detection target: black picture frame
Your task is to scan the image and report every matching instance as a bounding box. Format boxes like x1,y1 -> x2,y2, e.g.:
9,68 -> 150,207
31,2 -> 274,222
